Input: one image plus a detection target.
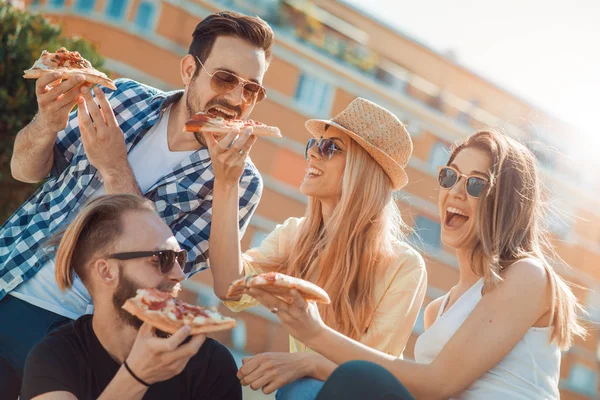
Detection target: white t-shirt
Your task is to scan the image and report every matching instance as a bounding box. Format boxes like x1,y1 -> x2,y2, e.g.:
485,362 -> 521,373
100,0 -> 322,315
10,107 -> 195,319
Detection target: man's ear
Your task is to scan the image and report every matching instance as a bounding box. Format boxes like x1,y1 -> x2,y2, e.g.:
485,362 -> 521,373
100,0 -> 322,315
93,259 -> 119,287
181,54 -> 198,86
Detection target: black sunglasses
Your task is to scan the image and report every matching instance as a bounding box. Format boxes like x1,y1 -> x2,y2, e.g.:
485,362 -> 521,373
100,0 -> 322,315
438,166 -> 489,198
305,138 -> 343,160
107,250 -> 187,275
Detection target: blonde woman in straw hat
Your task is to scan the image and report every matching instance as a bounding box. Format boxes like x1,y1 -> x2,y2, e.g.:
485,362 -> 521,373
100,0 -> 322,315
245,130 -> 587,400
203,98 -> 427,399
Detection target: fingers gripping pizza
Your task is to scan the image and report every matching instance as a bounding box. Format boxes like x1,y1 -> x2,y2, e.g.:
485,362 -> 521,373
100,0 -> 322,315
184,112 -> 282,138
227,272 -> 331,304
24,47 -> 117,90
123,288 -> 236,334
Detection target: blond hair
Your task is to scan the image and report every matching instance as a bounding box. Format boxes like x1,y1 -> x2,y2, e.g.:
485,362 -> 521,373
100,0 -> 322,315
448,130 -> 586,349
251,138 -> 410,339
53,194 -> 156,291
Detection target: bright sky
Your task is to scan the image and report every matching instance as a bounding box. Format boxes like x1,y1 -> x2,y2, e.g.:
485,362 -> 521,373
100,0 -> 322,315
344,0 -> 600,164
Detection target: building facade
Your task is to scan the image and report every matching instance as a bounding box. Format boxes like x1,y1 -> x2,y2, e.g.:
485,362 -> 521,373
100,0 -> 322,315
24,0 -> 599,398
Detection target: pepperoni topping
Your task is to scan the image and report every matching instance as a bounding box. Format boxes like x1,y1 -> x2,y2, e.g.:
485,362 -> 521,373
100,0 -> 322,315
139,288 -> 173,310
144,299 -> 169,310
173,300 -> 210,318
48,47 -> 91,69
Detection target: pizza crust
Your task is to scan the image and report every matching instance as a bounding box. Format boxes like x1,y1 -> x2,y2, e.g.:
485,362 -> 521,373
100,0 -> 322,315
24,68 -> 117,90
122,295 -> 236,335
227,272 -> 331,304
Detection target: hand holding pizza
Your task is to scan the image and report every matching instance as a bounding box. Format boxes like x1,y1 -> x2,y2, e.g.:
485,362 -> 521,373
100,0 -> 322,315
124,322 -> 206,385
245,287 -> 327,344
203,127 -> 257,185
33,72 -> 91,135
78,86 -> 129,178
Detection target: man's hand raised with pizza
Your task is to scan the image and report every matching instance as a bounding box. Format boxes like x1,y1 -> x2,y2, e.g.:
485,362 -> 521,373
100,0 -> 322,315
78,85 -> 141,195
10,72 -> 91,183
35,72 -> 91,134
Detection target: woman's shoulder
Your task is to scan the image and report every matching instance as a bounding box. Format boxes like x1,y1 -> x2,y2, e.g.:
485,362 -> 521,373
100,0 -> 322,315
381,241 -> 427,286
389,241 -> 426,272
279,216 -> 305,229
502,257 -> 548,287
263,217 -> 305,239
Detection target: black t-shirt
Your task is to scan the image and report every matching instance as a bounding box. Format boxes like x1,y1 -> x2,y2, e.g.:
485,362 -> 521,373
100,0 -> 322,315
21,315 -> 241,400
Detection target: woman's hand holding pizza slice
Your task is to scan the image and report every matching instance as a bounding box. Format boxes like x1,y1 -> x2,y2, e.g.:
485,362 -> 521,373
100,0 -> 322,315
227,272 -> 331,341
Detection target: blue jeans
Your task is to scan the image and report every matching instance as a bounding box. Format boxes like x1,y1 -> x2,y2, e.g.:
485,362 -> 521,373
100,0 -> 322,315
277,378 -> 325,400
0,295 -> 71,399
316,360 -> 415,400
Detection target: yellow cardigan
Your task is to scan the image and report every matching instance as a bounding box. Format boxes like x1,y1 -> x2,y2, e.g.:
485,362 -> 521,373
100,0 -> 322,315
224,217 -> 427,358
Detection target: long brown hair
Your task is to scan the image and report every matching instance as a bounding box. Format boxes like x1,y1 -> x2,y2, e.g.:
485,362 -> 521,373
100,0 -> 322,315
54,194 -> 156,291
249,138 -> 410,340
448,130 -> 586,349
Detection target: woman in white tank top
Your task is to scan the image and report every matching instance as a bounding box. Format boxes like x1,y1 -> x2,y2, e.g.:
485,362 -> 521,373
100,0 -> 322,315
242,130 -> 587,400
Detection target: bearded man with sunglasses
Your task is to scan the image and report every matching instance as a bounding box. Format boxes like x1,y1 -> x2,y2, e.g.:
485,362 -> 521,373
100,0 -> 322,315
21,194 -> 241,400
1,11 -> 273,397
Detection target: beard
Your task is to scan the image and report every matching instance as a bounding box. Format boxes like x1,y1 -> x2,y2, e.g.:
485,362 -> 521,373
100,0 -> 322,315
186,76 -> 242,120
112,264 -> 174,331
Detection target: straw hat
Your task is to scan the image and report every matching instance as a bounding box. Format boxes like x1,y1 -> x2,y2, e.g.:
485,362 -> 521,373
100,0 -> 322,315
305,98 -> 413,190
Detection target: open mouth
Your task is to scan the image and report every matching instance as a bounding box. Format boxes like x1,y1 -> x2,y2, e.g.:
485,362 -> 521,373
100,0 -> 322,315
207,106 -> 238,119
306,166 -> 324,178
445,206 -> 469,229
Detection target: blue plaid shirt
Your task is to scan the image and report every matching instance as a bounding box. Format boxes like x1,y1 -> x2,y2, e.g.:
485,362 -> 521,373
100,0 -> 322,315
0,78 -> 263,300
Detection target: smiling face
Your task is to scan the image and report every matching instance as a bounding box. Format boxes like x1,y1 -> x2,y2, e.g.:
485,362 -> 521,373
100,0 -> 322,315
438,147 -> 492,249
183,36 -> 268,121
300,126 -> 349,203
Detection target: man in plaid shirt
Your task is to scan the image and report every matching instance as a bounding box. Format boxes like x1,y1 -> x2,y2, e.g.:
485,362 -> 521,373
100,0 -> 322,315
0,11 -> 273,395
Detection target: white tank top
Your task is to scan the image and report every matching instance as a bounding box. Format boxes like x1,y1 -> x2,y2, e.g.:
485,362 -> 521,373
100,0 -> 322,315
414,278 -> 561,400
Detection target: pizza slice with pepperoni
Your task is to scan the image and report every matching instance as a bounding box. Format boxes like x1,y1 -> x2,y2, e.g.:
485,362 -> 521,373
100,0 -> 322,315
123,288 -> 236,334
227,272 -> 331,304
184,112 -> 282,138
24,47 -> 117,90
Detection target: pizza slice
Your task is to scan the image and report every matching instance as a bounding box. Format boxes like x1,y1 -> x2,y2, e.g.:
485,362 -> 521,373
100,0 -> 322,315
184,112 -> 282,138
24,47 -> 117,90
123,288 -> 236,334
227,272 -> 331,304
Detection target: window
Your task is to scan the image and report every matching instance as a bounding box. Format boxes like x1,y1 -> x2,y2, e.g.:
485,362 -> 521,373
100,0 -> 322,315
564,364 -> 598,397
250,231 -> 269,249
414,215 -> 441,251
105,0 -> 127,20
294,72 -> 334,117
75,0 -> 95,13
429,141 -> 449,170
134,1 -> 156,30
375,67 -> 406,92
